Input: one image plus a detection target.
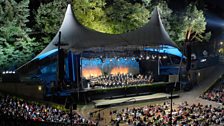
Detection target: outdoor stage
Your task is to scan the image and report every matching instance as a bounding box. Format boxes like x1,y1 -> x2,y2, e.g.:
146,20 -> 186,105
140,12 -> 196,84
67,81 -> 179,104
93,93 -> 179,108
14,4 -> 185,105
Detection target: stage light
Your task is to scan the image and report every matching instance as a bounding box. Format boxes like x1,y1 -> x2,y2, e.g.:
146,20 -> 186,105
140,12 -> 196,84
152,55 -> 157,59
132,57 -> 135,60
198,72 -> 200,77
2,71 -> 5,74
159,56 -> 162,59
200,58 -> 207,62
140,55 -> 143,58
191,53 -> 197,60
110,59 -> 113,62
220,41 -> 223,45
6,71 -> 9,74
12,71 -> 15,74
146,56 -> 150,60
163,56 -> 167,59
38,86 -> 42,91
9,71 -> 12,74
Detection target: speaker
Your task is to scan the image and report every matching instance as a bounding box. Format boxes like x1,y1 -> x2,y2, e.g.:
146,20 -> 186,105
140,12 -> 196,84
186,42 -> 192,71
65,96 -> 77,110
65,103 -> 77,110
181,81 -> 192,91
58,49 -> 65,82
74,54 -> 81,86
65,102 -> 70,109
72,104 -> 77,110
68,51 -> 75,82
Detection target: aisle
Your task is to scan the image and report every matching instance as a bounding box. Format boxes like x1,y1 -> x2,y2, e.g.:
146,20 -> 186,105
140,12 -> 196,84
174,64 -> 224,107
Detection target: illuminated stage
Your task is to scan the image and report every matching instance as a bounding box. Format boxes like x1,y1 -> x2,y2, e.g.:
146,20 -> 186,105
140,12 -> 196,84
15,4 -> 184,103
81,57 -> 139,79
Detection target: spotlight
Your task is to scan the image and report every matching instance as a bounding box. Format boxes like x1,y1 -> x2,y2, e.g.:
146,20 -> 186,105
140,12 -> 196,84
200,58 -> 207,63
2,71 -> 5,74
163,56 -> 167,59
146,56 -> 150,60
12,71 -> 15,74
198,72 -> 200,77
220,41 -> 223,45
6,71 -> 9,74
110,59 -> 113,62
140,55 -> 143,58
9,71 -> 12,74
38,86 -> 42,91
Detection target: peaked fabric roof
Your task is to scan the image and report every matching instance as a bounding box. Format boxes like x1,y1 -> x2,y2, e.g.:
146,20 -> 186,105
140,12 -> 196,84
16,4 -> 178,72
38,4 -> 177,57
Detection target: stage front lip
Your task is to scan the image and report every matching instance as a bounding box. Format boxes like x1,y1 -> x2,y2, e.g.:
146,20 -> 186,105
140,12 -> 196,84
83,81 -> 170,91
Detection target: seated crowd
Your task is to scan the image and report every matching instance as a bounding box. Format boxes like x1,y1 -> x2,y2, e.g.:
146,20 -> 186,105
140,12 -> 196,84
111,102 -> 224,126
88,73 -> 153,88
0,95 -> 95,125
200,78 -> 224,104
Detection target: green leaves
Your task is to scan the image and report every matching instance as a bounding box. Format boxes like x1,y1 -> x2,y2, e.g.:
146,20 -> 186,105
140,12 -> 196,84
34,0 -> 67,44
166,4 -> 209,47
106,0 -> 150,34
73,0 -> 109,33
0,0 -> 210,70
36,0 -> 210,47
73,0 -> 150,34
0,0 -> 37,70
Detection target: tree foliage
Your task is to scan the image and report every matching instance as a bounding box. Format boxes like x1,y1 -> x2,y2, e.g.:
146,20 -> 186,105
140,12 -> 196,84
36,0 -> 209,46
34,0 -> 67,47
105,0 -> 150,34
169,4 -> 210,46
73,0 -> 150,34
0,0 -> 210,70
72,0 -> 111,33
0,0 -> 38,70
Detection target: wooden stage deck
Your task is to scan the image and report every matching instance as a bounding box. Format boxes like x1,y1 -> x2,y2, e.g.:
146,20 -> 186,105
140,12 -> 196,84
93,93 -> 179,108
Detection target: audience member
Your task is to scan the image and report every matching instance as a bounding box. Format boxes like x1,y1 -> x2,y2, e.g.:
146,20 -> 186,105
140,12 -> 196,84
0,95 -> 95,125
200,78 -> 224,104
111,102 -> 224,126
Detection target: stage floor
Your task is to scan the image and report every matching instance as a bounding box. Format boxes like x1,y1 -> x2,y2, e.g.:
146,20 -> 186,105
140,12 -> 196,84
93,93 -> 179,108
